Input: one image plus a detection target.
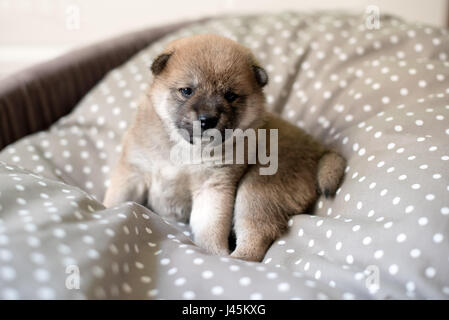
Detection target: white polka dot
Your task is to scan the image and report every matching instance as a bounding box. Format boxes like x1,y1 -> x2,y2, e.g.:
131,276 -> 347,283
343,292 -> 355,300
87,249 -> 99,260
418,217 -> 428,226
396,233 -> 407,243
0,249 -> 12,262
167,267 -> 178,275
274,75 -> 283,83
0,234 -> 9,245
250,292 -> 263,300
277,282 -> 290,292
239,277 -> 251,286
392,197 -> 401,205
148,289 -> 159,297
37,287 -> 55,299
433,233 -> 444,243
336,242 -> 343,250
202,270 -> 214,279
425,267 -> 436,278
362,237 -> 372,245
374,250 -> 384,259
93,266 -> 106,278
174,277 -> 186,286
410,248 -> 421,258
183,291 -> 196,299
414,43 -> 423,52
405,205 -> 414,214
442,287 -> 449,296
406,281 -> 415,292
1,266 -> 16,281
211,286 -> 224,295
34,268 -> 50,282
1,288 -> 19,299
384,221 -> 393,229
433,174 -> 441,180
52,228 -> 66,238
425,194 -> 435,201
229,265 -> 240,272
346,255 -> 354,264
388,264 -> 399,275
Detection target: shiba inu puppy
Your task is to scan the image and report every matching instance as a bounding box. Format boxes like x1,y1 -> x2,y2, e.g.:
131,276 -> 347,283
104,34 -> 346,261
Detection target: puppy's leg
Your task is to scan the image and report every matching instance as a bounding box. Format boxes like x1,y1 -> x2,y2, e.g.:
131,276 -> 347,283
231,156 -> 318,262
103,159 -> 147,208
317,151 -> 346,197
190,186 -> 235,256
231,180 -> 287,262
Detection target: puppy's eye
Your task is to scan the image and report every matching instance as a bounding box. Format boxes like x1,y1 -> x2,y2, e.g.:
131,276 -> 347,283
224,91 -> 238,102
179,87 -> 194,97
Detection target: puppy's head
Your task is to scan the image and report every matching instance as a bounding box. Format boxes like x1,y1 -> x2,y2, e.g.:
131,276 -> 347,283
148,34 -> 268,143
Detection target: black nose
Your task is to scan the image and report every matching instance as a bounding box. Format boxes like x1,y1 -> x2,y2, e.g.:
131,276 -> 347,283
198,114 -> 219,130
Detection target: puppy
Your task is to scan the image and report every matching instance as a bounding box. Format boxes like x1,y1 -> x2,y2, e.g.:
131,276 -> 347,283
104,34 -> 346,262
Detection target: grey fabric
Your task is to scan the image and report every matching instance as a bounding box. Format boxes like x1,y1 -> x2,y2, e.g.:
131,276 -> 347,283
0,19 -> 203,150
0,12 -> 448,299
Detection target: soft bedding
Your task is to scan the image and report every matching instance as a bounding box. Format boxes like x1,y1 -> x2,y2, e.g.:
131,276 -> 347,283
0,12 -> 448,299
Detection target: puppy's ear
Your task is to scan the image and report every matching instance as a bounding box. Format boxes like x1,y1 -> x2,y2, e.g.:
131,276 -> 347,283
150,53 -> 172,75
253,65 -> 268,87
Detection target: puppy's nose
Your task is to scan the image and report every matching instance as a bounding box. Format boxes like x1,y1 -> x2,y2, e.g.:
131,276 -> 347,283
198,114 -> 219,130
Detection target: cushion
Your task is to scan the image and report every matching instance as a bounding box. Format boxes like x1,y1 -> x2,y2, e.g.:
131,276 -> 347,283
1,11 -> 448,299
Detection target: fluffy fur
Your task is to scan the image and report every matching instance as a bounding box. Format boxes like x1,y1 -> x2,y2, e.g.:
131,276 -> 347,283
104,34 -> 346,261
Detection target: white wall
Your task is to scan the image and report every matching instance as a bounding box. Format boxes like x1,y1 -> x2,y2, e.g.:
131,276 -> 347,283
0,0 -> 448,79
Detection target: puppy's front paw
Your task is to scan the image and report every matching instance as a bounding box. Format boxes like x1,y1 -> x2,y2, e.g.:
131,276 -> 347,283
230,246 -> 266,262
194,233 -> 230,257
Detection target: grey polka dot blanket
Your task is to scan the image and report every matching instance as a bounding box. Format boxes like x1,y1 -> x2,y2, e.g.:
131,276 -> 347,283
1,12 -> 448,299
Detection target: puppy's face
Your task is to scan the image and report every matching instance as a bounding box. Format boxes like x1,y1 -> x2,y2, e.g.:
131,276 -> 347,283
148,34 -> 268,143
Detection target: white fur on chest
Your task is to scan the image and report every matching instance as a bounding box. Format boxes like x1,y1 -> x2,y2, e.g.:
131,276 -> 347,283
147,162 -> 192,222
127,144 -> 193,221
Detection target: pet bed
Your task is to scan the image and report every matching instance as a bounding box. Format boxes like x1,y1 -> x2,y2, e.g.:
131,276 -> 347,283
0,12 -> 448,299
